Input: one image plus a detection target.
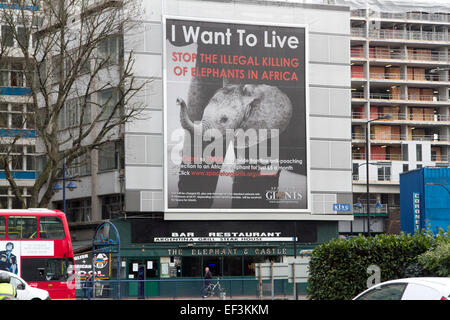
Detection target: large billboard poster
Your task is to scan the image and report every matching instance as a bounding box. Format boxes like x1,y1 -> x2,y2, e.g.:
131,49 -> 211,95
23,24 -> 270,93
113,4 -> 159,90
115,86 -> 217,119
164,17 -> 309,212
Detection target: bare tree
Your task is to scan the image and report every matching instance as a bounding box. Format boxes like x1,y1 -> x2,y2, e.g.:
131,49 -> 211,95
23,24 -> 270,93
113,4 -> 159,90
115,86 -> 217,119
0,0 -> 147,208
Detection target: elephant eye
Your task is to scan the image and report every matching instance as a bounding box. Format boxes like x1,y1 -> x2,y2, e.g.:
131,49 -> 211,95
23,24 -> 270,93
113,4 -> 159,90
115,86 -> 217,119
220,116 -> 228,123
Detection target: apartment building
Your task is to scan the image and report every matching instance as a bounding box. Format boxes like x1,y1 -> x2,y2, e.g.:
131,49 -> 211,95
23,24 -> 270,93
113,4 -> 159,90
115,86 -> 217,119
344,4 -> 450,235
0,3 -> 38,209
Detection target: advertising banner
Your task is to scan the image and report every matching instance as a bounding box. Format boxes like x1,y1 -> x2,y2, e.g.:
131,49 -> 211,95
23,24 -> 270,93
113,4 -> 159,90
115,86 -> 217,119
0,241 -> 54,275
164,17 -> 308,212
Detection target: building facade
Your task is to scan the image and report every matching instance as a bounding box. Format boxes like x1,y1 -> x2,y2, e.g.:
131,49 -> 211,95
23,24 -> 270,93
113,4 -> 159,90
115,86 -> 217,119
60,0 -> 354,295
0,3 -> 38,210
342,2 -> 450,236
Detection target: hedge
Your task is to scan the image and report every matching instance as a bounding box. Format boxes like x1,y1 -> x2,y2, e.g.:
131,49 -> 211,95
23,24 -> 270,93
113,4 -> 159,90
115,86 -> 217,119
307,231 -> 447,300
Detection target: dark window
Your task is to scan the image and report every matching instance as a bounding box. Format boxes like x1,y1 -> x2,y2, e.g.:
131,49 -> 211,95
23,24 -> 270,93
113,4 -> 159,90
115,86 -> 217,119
223,257 -> 243,276
39,217 -> 65,239
416,144 -> 422,161
2,26 -> 14,47
21,258 -> 73,282
203,256 -> 222,277
403,164 -> 409,172
401,144 -> 408,161
181,257 -> 202,277
0,216 -> 5,238
245,256 -> 264,276
7,216 -> 37,239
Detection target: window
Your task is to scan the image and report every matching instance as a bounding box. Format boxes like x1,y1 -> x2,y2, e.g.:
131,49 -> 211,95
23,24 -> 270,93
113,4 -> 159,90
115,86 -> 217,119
59,96 -> 91,129
352,163 -> 359,180
7,216 -> 37,239
98,89 -> 119,120
98,35 -> 120,65
2,25 -> 14,47
203,256 -> 222,277
416,144 -> 422,161
223,257 -> 243,276
378,165 -> 391,181
181,257 -> 202,277
403,164 -> 409,172
46,258 -> 73,281
244,256 -> 281,276
98,140 -> 123,172
21,258 -> 74,282
356,283 -> 407,300
401,144 -> 408,161
39,217 -> 65,239
0,216 -> 5,239
0,63 -> 25,88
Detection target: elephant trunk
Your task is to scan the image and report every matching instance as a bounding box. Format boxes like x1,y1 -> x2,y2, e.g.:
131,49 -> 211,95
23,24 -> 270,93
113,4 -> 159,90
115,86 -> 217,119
177,98 -> 202,134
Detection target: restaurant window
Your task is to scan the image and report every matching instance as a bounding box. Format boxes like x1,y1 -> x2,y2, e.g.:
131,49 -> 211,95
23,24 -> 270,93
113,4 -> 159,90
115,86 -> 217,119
181,257 -> 202,277
223,256 -> 243,276
203,256 -> 222,277
244,256 -> 281,276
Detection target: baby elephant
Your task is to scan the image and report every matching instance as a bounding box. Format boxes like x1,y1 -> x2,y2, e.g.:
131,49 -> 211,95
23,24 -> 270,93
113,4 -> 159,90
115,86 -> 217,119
177,84 -> 293,147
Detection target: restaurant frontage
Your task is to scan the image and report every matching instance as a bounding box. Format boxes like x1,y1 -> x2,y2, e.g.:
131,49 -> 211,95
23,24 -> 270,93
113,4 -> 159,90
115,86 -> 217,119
74,218 -> 338,298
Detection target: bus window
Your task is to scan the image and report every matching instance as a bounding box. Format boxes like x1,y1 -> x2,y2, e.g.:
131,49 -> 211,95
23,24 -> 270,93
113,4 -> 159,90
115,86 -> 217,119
46,258 -> 73,281
39,217 -> 65,239
7,216 -> 37,239
0,216 -> 5,239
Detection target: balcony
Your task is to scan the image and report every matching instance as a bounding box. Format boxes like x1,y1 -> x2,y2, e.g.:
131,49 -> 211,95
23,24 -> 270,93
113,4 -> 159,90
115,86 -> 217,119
353,203 -> 389,217
431,154 -> 449,162
369,29 -> 448,42
351,28 -> 366,38
369,73 -> 449,83
352,112 -> 450,123
373,11 -> 450,23
367,93 -> 447,103
352,47 -> 450,63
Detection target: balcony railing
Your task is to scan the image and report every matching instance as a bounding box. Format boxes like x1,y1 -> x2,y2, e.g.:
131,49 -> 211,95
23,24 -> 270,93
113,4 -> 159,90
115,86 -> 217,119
353,49 -> 450,62
353,203 -> 389,215
351,28 -> 365,38
373,11 -> 450,23
431,154 -> 449,162
352,92 -> 365,99
369,73 -> 449,82
352,112 -> 450,122
352,152 -> 405,161
352,153 -> 366,160
369,29 -> 448,42
367,93 -> 446,102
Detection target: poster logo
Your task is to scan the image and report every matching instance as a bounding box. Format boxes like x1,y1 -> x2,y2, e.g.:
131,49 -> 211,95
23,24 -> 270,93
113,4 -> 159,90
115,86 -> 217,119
164,17 -> 308,212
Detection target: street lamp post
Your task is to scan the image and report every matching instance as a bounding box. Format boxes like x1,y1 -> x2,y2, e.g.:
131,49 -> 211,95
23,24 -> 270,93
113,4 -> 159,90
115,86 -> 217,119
365,114 -> 392,236
52,160 -> 77,213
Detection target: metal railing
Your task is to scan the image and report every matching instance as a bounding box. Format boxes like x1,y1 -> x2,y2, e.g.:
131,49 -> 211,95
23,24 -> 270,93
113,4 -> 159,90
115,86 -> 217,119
352,153 -> 406,161
76,278 -> 303,300
368,93 -> 446,102
369,29 -> 448,42
373,11 -> 450,23
352,112 -> 450,122
431,154 -> 449,162
352,48 -> 450,62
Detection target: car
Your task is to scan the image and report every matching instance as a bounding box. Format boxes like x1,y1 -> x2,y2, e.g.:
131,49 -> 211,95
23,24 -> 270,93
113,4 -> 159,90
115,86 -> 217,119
0,271 -> 51,300
353,277 -> 450,300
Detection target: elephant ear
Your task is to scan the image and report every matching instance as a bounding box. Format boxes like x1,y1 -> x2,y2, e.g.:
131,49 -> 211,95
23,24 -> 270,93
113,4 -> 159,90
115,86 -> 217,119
243,97 -> 260,123
242,84 -> 261,123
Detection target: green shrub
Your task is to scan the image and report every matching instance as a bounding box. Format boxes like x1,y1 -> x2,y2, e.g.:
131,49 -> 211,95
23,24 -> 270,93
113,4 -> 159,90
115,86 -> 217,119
418,241 -> 450,277
307,232 -> 438,300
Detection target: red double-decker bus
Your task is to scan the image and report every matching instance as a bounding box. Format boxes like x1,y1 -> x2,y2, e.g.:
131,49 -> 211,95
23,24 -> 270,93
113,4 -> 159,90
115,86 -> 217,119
0,209 -> 76,300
